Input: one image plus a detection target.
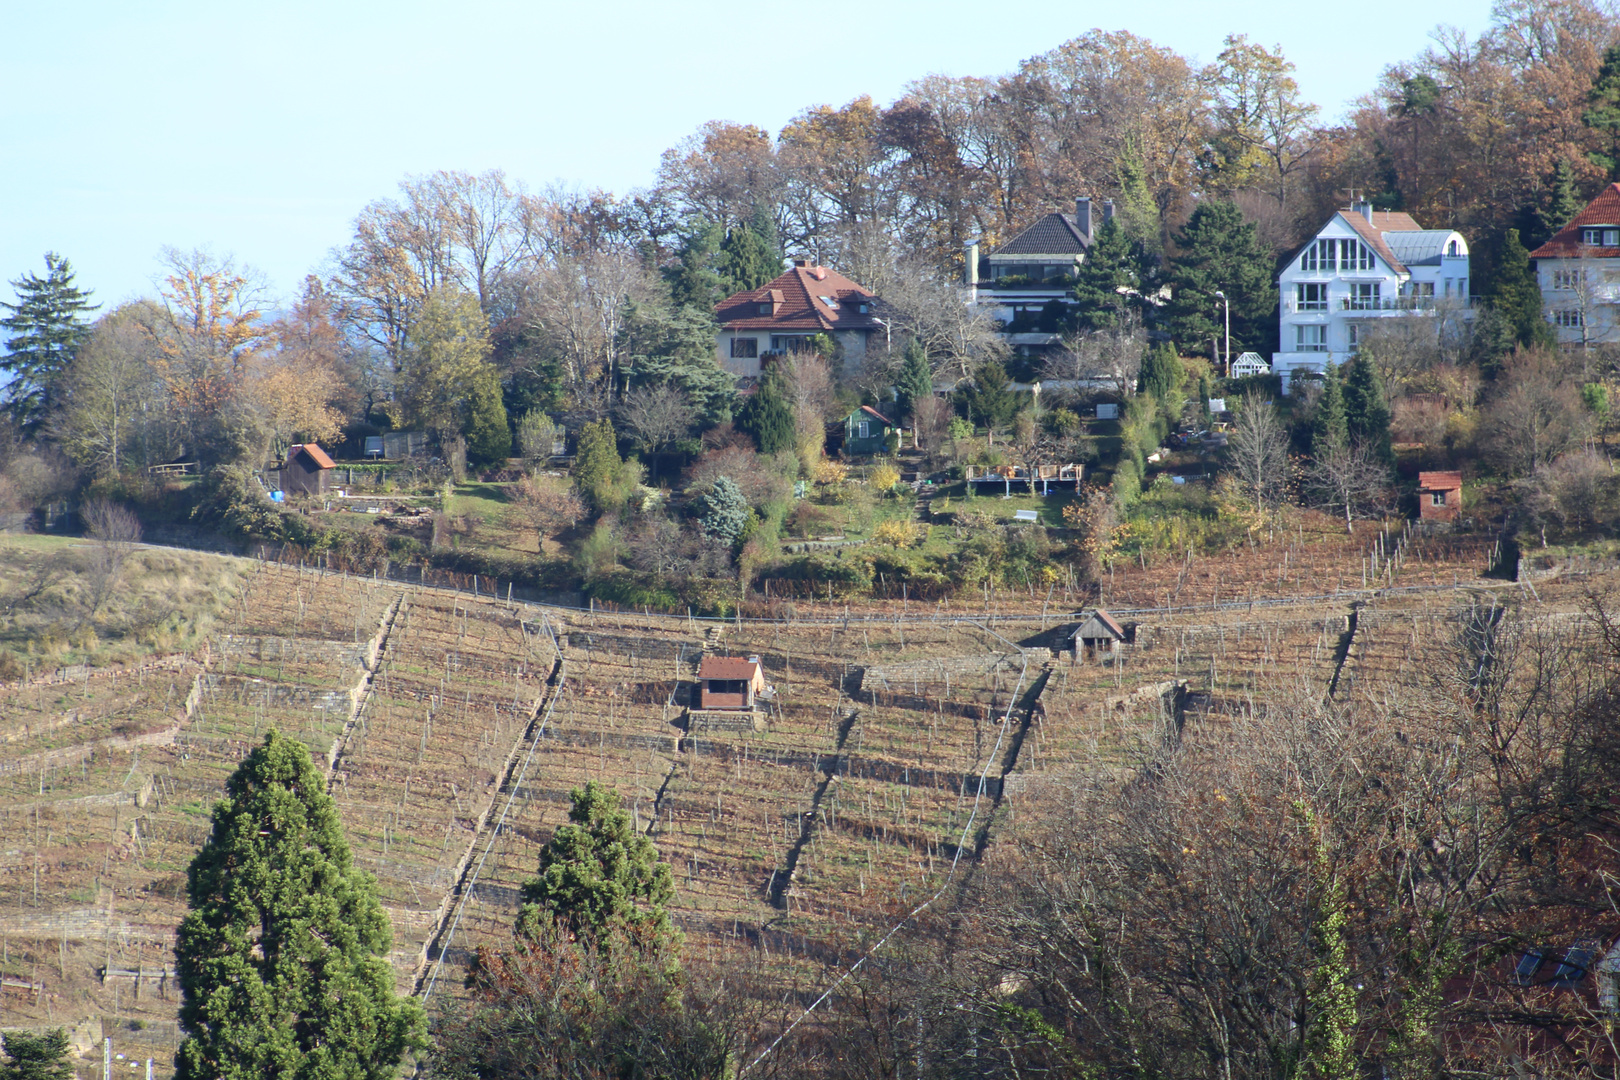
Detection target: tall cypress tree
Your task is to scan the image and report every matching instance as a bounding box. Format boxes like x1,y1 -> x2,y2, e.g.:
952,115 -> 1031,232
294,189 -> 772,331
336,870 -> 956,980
0,253 -> 98,431
1341,354 -> 1392,463
174,731 -> 424,1080
1139,341 -> 1184,404
1310,360 -> 1349,455
894,338 -> 934,424
1490,229 -> 1555,349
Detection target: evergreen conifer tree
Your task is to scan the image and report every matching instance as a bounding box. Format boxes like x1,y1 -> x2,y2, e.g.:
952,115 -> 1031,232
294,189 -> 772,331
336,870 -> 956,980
1538,159 -> 1584,243
960,360 -> 1023,433
738,369 -> 796,454
699,476 -> 752,544
0,253 -> 98,431
1071,218 -> 1140,330
665,222 -> 728,309
174,731 -> 424,1080
573,418 -> 623,510
0,1028 -> 74,1080
1585,44 -> 1620,180
1341,354 -> 1392,463
1139,342 -> 1184,404
894,338 -> 934,424
517,780 -> 676,945
1163,201 -> 1277,358
1310,361 -> 1349,455
720,205 -> 782,293
1490,229 -> 1556,349
463,364 -> 511,466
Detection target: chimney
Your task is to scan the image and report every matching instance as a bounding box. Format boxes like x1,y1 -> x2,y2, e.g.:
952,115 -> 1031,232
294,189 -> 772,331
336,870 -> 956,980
1103,199 -> 1116,225
1350,197 -> 1374,224
964,239 -> 980,286
793,258 -> 810,268
811,266 -> 827,281
1075,197 -> 1093,239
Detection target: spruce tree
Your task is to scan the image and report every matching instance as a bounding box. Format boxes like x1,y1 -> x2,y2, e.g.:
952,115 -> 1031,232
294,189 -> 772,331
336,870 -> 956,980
960,360 -> 1023,433
1341,354 -> 1392,463
517,780 -> 676,945
1071,217 -> 1140,330
174,731 -> 423,1080
1310,361 -> 1349,455
738,369 -> 796,455
0,253 -> 98,431
699,476 -> 752,544
1538,159 -> 1584,243
1490,229 -> 1556,349
0,1028 -> 74,1080
1585,44 -> 1620,180
1163,200 -> 1277,358
720,205 -> 782,293
894,338 -> 934,424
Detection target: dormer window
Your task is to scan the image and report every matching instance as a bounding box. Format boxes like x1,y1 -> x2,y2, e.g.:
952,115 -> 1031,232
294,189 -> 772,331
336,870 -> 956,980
1581,227 -> 1620,246
757,302 -> 772,315
1447,239 -> 1459,256
856,302 -> 870,314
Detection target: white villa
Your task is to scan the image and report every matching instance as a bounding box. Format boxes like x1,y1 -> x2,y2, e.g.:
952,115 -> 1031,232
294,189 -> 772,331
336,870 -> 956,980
1273,201 -> 1471,391
1530,182 -> 1620,347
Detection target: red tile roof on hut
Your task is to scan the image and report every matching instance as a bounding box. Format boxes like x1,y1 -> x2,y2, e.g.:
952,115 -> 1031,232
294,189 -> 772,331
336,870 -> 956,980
1418,471 -> 1463,522
697,655 -> 766,711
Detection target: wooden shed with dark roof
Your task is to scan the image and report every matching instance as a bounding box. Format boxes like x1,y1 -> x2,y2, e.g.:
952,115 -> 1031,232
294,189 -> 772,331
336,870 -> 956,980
282,443 -> 336,496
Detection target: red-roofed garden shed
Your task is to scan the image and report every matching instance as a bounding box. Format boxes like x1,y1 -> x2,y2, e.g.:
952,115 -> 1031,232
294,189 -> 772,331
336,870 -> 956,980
283,443 -> 336,496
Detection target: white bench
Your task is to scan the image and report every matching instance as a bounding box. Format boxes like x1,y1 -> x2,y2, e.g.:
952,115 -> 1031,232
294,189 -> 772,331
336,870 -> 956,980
1013,509 -> 1039,522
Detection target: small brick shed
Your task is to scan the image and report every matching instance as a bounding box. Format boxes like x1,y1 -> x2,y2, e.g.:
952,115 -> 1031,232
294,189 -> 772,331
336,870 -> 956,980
697,655 -> 766,711
1418,471 -> 1463,523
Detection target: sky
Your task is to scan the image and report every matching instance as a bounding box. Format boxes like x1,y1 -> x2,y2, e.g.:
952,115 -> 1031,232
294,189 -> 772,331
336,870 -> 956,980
1,0 -> 1501,310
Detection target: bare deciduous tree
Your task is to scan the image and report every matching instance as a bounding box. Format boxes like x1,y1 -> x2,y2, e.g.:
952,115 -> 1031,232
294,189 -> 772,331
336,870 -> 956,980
1048,318 -> 1146,400
509,473 -> 585,543
616,385 -> 691,458
1304,439 -> 1391,532
1225,392 -> 1290,512
1482,349 -> 1592,477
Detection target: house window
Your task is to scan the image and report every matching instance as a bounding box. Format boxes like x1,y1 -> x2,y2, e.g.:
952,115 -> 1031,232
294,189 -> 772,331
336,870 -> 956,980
1581,227 -> 1620,246
856,420 -> 871,439
730,337 -> 759,359
1447,239 -> 1460,256
1338,238 -> 1373,271
1553,269 -> 1581,289
1409,282 -> 1435,297
771,335 -> 811,352
1295,282 -> 1327,311
1458,277 -> 1467,296
818,295 -> 840,310
1346,323 -> 1361,353
1554,310 -> 1585,327
1347,282 -> 1381,310
1431,490 -> 1447,506
757,302 -> 772,315
1296,325 -> 1327,352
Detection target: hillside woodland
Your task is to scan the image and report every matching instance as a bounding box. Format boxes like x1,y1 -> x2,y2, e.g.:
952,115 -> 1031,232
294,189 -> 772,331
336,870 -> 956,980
3,3 -> 1620,1078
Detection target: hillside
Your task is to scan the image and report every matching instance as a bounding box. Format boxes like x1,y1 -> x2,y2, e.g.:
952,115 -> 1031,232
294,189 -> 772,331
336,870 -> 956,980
0,531 -> 1610,1075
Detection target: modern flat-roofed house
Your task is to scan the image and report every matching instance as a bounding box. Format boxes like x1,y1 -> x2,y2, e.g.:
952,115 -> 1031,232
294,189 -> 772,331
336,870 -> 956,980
1417,470 -> 1463,523
282,443 -> 336,496
715,261 -> 882,379
697,655 -> 767,711
1530,182 -> 1620,347
966,198 -> 1108,360
1274,201 -> 1471,392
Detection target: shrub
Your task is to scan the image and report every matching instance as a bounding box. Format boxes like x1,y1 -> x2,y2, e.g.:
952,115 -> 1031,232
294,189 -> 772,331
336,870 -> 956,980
872,519 -> 922,548
812,459 -> 847,485
870,464 -> 902,494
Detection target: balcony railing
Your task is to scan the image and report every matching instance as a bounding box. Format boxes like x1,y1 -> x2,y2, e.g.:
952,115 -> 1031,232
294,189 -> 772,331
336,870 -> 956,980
1338,296 -> 1479,312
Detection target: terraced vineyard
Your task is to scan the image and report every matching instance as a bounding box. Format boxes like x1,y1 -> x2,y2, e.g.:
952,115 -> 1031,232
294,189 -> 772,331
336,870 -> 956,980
0,543 -> 1607,1075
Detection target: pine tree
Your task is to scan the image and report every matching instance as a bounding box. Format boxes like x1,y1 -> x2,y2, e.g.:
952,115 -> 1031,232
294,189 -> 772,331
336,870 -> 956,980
517,780 -> 676,945
1538,159 -> 1584,243
1072,218 -> 1141,330
1310,360 -> 1349,455
1139,342 -> 1184,404
720,205 -> 782,293
1490,229 -> 1556,349
0,1028 -> 74,1080
666,222 -> 728,309
699,476 -> 752,544
463,363 -> 511,466
1585,44 -> 1620,180
174,731 -> 424,1080
894,338 -> 934,424
738,369 -> 796,454
1163,200 -> 1277,358
1341,354 -> 1392,463
0,253 -> 98,431
960,360 -> 1023,433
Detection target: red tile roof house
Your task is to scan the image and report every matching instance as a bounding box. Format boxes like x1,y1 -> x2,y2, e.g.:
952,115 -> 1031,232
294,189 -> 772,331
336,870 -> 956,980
714,261 -> 885,379
1417,470 -> 1463,523
281,443 -> 336,496
1530,181 -> 1620,347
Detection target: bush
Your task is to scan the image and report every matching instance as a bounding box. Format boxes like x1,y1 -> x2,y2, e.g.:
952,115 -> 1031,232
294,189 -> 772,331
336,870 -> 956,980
871,519 -> 922,548
1113,459 -> 1141,504
812,459 -> 847,485
869,464 -> 902,494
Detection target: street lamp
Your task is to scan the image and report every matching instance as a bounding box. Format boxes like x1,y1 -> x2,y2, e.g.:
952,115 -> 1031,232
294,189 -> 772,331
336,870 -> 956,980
1213,290 -> 1231,376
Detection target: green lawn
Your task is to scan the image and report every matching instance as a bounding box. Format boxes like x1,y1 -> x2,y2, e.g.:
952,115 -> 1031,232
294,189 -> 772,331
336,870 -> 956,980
449,482 -> 513,526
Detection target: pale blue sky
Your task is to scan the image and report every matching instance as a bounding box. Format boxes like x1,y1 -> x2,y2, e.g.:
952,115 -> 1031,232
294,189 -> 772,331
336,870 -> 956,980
1,0 -> 1498,308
